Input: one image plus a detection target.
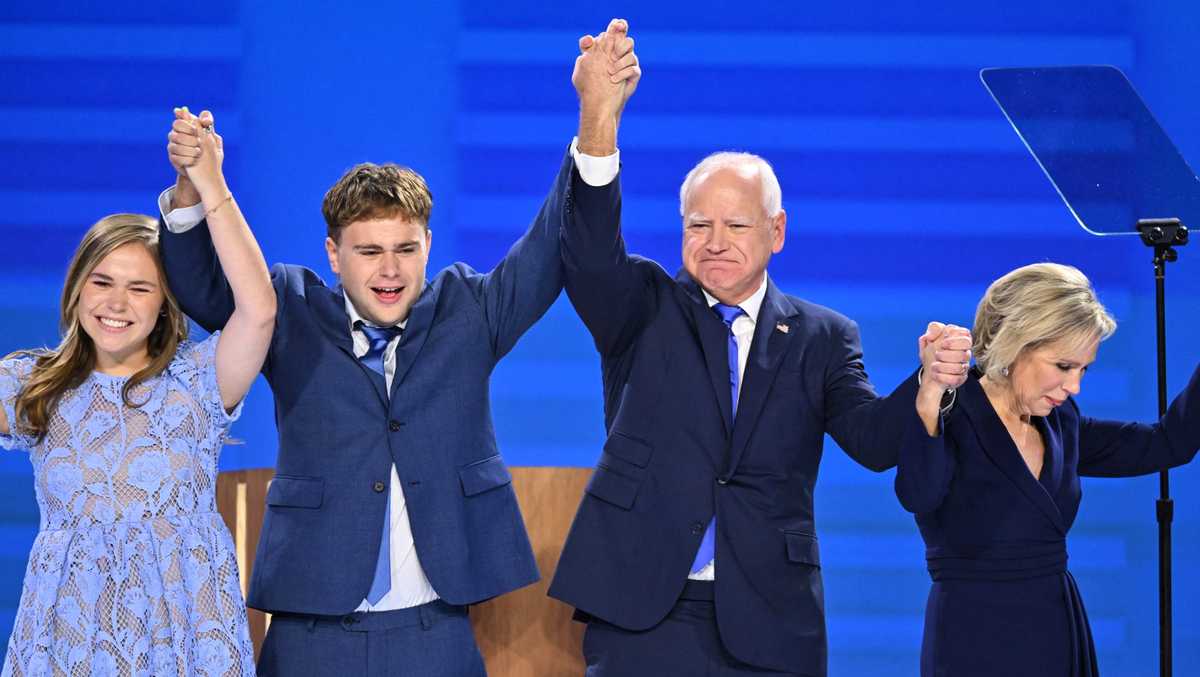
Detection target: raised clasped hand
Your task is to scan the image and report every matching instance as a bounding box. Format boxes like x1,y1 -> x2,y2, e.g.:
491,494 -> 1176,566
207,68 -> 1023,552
572,18 -> 641,120
919,321 -> 973,394
166,107 -> 226,199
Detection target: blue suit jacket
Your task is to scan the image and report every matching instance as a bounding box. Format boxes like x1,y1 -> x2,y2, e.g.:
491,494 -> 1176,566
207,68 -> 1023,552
158,151 -> 581,615
547,170 -> 919,675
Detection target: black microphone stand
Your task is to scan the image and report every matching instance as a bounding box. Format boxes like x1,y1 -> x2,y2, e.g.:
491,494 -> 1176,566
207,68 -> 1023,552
1135,217 -> 1188,677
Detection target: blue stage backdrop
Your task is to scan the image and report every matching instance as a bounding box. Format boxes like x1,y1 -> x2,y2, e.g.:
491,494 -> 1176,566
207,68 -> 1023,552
2,1 -> 1198,673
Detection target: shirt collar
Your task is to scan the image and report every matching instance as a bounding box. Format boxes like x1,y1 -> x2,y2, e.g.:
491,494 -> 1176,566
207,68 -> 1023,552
343,293 -> 407,332
701,273 -> 768,324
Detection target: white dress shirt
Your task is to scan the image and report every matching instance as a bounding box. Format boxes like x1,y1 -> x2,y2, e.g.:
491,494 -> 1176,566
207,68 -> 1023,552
689,274 -> 769,581
341,297 -> 441,611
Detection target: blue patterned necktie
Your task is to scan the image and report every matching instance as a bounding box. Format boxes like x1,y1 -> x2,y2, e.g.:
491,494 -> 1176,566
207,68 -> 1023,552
357,322 -> 402,605
690,303 -> 746,574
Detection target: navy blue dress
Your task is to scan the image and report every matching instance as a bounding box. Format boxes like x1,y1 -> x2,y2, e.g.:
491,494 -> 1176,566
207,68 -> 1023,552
895,367 -> 1200,676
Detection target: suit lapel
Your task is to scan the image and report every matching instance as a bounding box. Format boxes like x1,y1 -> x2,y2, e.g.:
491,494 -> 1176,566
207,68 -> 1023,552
675,272 -> 733,435
959,377 -> 1065,533
728,280 -> 795,475
310,284 -> 389,407
389,279 -> 440,400
1035,415 -> 1065,500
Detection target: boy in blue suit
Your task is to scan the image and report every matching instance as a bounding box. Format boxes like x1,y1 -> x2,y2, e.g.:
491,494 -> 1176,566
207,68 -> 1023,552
155,23 -> 641,676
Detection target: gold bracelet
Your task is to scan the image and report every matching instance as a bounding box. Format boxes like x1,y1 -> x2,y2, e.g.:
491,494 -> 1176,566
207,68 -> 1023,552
203,193 -> 234,220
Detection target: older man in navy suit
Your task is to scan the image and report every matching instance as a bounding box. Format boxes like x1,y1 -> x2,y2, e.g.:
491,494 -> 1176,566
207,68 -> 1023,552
154,21 -> 642,677
548,20 -> 972,677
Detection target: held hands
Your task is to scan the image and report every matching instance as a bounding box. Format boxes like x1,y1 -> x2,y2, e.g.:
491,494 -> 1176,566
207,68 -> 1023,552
918,321 -> 972,396
166,107 -> 228,204
572,18 -> 640,154
914,322 -> 972,436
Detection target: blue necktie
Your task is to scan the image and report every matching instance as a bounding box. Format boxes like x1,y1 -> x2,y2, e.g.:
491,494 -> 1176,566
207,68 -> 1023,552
358,322 -> 402,605
690,303 -> 745,574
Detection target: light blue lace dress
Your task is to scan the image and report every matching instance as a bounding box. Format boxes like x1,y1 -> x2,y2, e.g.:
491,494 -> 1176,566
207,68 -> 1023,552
0,334 -> 255,677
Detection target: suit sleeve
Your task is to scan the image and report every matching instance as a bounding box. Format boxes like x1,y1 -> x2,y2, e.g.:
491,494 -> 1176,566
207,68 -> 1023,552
158,216 -> 236,334
158,216 -> 288,379
1077,362 -> 1200,477
559,151 -> 654,357
469,150 -> 571,359
822,318 -> 919,472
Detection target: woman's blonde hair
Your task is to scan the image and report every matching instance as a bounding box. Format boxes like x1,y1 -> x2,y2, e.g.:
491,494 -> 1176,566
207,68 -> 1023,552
8,214 -> 189,440
973,262 -> 1116,381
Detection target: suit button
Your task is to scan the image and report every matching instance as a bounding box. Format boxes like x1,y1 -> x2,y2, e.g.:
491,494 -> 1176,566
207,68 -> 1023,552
373,481 -> 386,493
388,420 -> 402,432
690,521 -> 704,534
716,477 -> 729,485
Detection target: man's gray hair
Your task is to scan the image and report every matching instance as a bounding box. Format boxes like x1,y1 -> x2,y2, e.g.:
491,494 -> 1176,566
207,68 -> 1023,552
678,152 -> 783,218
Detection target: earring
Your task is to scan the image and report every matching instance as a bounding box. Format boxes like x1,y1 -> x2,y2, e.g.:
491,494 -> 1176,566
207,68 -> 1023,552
1001,366 -> 1010,377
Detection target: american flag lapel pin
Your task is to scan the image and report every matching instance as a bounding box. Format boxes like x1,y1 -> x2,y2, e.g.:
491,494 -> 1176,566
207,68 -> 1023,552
776,322 -> 789,334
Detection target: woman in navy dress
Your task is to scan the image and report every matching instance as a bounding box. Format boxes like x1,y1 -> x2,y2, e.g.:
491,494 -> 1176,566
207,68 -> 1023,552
896,262 -> 1200,677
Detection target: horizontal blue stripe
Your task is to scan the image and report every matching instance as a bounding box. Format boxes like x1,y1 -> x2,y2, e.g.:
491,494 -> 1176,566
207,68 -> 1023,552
779,284 -> 1135,325
0,1 -> 238,24
462,1 -> 1133,35
460,65 -> 1012,117
0,190 -> 166,227
1088,618 -> 1127,648
459,30 -> 1134,70
0,280 -> 67,312
0,527 -> 37,558
0,142 -> 242,192
0,227 -> 97,271
458,195 -> 1096,236
456,228 -> 1142,289
0,25 -> 241,59
824,614 -> 925,649
0,59 -> 238,108
462,147 -> 1080,201
492,362 -> 608,398
460,113 -> 1030,153
0,109 -> 241,143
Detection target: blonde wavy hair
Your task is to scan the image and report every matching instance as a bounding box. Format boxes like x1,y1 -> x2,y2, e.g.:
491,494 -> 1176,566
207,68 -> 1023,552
973,262 -> 1116,381
7,214 -> 189,440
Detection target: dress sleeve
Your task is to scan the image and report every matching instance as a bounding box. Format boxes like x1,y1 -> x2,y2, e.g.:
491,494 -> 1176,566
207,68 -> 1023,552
170,332 -> 243,434
1077,362 -> 1200,477
0,355 -> 37,451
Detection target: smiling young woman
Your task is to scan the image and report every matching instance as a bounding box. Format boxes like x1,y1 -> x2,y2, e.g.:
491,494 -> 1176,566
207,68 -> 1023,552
6,215 -> 189,440
0,108 -> 274,677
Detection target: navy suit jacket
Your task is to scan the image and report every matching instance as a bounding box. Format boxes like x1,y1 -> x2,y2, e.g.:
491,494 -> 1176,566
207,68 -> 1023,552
547,169 -> 920,675
159,151 -> 581,615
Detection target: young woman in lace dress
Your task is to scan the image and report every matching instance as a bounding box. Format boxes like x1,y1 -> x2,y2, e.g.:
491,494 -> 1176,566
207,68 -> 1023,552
0,108 -> 274,677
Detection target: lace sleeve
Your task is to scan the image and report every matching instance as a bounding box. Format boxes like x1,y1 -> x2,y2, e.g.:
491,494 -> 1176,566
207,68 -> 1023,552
169,333 -> 243,434
0,355 -> 37,451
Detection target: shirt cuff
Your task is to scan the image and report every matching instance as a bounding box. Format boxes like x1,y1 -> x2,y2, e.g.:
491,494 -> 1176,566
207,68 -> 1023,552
158,186 -> 206,234
569,136 -> 619,187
